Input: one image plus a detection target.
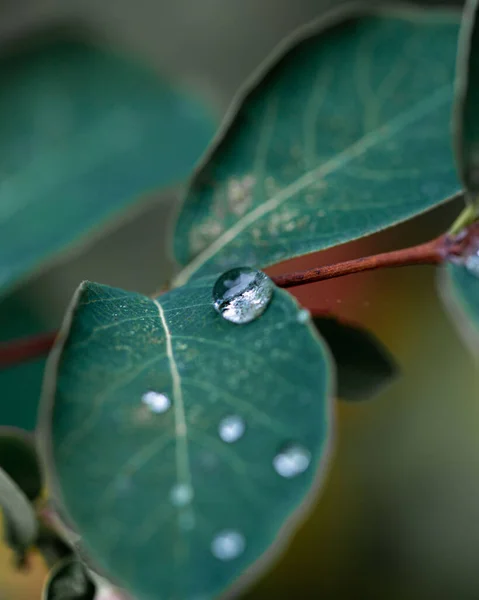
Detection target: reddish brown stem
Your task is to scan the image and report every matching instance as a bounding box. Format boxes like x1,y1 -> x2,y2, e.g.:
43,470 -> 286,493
0,331 -> 56,368
0,223 -> 477,370
271,224 -> 479,289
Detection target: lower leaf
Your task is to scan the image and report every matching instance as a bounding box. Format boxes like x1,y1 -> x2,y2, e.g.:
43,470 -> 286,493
39,278 -> 333,600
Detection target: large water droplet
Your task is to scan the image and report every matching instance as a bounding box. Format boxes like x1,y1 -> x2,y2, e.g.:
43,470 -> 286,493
170,483 -> 194,507
211,530 -> 245,561
465,247 -> 479,277
213,267 -> 274,324
218,415 -> 245,443
141,391 -> 171,413
273,443 -> 311,478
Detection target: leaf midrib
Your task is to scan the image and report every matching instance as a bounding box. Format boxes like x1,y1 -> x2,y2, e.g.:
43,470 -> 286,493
153,299 -> 195,528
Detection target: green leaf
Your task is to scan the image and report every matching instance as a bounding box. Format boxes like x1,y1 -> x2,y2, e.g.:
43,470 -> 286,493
0,427 -> 42,502
173,5 -> 461,286
0,295 -> 47,430
42,557 -> 96,600
440,261 -> 479,355
453,0 -> 479,207
0,35 -> 216,296
312,315 -> 398,401
39,279 -> 332,600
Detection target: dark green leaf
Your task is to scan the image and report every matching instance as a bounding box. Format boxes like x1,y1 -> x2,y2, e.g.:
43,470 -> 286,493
173,5 -> 461,286
453,0 -> 479,204
0,295 -> 47,430
0,36 -> 216,296
440,260 -> 479,355
0,466 -> 37,567
39,280 -> 332,600
42,557 -> 95,600
0,427 -> 42,501
312,315 -> 398,401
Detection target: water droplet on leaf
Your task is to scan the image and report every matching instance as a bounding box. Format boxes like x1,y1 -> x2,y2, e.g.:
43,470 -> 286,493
273,443 -> 311,478
465,247 -> 479,277
213,267 -> 274,324
297,309 -> 310,324
211,530 -> 245,561
141,391 -> 171,413
170,483 -> 194,507
218,415 -> 245,443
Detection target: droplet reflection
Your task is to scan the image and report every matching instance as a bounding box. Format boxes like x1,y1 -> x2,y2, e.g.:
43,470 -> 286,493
273,443 -> 311,478
141,391 -> 171,413
211,530 -> 245,561
218,415 -> 245,443
213,267 -> 274,324
170,483 -> 194,507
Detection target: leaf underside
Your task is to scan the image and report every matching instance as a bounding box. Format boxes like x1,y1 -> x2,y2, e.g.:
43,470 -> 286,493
0,37 -> 215,296
173,6 -> 461,286
441,263 -> 479,354
41,280 -> 333,600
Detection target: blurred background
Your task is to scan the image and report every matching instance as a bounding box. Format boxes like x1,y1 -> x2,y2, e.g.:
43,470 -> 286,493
1,0 -> 479,598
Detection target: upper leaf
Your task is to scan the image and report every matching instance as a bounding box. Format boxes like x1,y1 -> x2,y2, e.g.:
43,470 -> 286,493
173,5 -> 461,286
440,260 -> 479,355
39,279 -> 332,600
312,315 -> 398,401
453,0 -> 479,203
0,36 -> 215,296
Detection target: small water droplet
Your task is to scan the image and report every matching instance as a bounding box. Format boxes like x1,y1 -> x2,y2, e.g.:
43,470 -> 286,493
273,444 -> 311,478
213,267 -> 274,324
170,483 -> 194,507
211,530 -> 245,561
465,248 -> 479,277
218,415 -> 245,443
297,309 -> 310,324
141,391 -> 171,413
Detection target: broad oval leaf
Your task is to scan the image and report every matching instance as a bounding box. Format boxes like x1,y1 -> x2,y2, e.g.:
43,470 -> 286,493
0,35 -> 215,296
453,0 -> 479,204
173,5 -> 461,286
312,315 -> 398,401
440,261 -> 479,355
39,280 -> 333,600
42,556 -> 95,600
0,427 -> 42,502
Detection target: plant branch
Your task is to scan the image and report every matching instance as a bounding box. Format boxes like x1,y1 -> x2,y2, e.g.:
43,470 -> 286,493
0,331 -> 56,368
0,223 -> 477,369
271,222 -> 479,289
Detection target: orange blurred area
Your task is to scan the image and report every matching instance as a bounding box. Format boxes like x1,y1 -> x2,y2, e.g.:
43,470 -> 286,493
0,513 -> 47,600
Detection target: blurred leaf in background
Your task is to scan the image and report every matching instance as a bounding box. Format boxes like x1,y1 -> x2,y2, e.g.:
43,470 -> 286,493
0,294 -> 47,430
0,33 -> 216,297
